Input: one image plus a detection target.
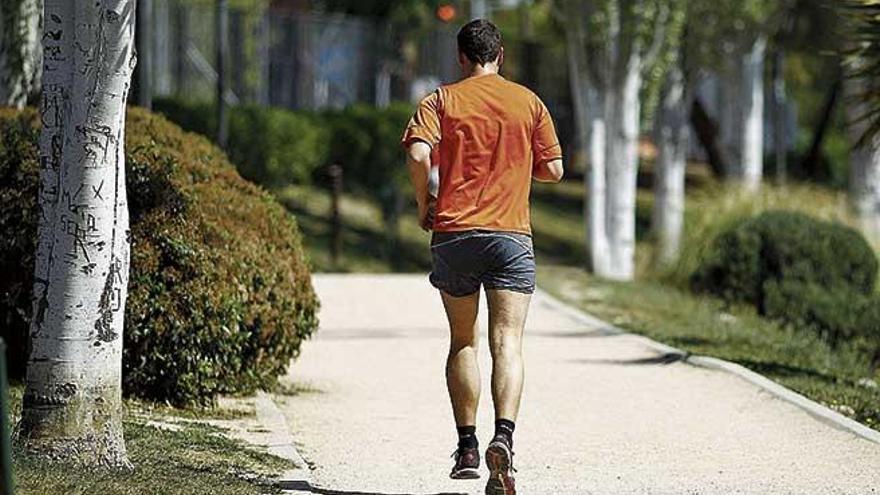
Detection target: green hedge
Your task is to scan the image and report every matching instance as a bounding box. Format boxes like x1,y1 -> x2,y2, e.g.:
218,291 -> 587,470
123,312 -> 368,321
153,98 -> 414,198
691,210 -> 878,307
153,99 -> 329,187
692,211 -> 880,367
0,107 -> 319,405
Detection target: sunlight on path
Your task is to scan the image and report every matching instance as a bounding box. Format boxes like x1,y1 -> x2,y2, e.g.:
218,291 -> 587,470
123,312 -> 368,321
278,274 -> 880,495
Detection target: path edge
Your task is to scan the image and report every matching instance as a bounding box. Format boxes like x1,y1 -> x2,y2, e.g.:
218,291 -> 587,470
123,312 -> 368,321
252,391 -> 313,489
535,288 -> 880,445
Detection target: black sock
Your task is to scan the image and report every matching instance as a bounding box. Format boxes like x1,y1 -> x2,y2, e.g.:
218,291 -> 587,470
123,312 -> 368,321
456,425 -> 478,450
494,419 -> 515,447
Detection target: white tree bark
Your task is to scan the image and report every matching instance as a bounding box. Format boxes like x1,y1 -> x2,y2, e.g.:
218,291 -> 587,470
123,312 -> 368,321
603,52 -> 642,280
563,8 -> 611,273
20,0 -> 136,467
652,63 -> 690,266
719,36 -> 766,191
0,0 -> 41,108
587,87 -> 611,275
845,75 -> 880,240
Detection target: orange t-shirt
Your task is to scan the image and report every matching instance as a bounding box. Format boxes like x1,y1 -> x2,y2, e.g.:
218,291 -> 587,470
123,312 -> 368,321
401,74 -> 561,235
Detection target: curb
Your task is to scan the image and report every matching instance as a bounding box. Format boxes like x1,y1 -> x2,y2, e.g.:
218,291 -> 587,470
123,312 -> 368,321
250,392 -> 313,491
534,289 -> 880,445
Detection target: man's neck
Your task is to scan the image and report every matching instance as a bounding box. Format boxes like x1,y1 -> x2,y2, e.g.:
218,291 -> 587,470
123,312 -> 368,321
468,64 -> 499,79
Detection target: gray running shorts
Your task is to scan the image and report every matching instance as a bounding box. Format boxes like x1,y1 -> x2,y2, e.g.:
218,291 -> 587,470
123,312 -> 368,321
429,230 -> 536,297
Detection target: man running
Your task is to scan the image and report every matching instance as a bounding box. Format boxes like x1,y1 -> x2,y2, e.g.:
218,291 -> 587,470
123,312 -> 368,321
401,19 -> 564,495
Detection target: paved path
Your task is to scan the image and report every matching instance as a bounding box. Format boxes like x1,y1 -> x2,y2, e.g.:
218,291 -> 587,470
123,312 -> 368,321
277,274 -> 880,494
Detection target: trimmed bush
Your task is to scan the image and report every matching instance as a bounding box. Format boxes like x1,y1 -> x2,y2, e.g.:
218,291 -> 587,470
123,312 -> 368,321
691,211 -> 878,309
154,98 -> 330,187
0,107 -> 319,405
762,280 -> 875,345
692,210 -> 880,370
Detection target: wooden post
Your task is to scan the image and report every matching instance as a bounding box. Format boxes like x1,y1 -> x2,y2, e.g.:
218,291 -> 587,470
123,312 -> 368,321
328,164 -> 343,269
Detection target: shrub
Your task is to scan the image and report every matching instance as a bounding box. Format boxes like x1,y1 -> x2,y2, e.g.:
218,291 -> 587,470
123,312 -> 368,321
153,98 -> 330,187
155,98 -> 416,199
323,102 -> 414,193
691,210 -> 878,309
763,280 -> 873,345
0,107 -> 319,405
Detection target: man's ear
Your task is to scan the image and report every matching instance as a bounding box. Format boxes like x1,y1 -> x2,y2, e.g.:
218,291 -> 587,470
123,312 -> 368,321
497,46 -> 505,68
458,51 -> 469,69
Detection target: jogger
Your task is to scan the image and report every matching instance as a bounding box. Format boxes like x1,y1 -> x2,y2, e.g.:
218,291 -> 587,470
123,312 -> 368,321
401,19 -> 564,495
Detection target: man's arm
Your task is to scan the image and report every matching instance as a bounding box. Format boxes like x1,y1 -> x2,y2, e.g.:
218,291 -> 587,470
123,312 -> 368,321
406,141 -> 434,230
533,158 -> 564,183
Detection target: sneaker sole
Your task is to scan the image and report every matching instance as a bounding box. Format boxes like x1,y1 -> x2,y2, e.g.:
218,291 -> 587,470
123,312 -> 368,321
485,443 -> 515,495
450,467 -> 480,480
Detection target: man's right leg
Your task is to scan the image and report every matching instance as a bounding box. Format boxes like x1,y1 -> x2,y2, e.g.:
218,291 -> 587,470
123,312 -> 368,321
440,289 -> 482,479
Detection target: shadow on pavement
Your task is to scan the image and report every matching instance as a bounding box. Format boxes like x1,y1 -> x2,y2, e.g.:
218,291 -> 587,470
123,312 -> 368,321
280,480 -> 468,495
540,328 -> 620,338
573,352 -> 690,366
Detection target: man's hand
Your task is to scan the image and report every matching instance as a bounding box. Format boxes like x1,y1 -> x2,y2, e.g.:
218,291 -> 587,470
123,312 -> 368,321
419,196 -> 436,231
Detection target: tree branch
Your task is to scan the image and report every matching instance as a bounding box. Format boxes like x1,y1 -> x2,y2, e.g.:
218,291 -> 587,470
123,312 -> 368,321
643,1 -> 671,68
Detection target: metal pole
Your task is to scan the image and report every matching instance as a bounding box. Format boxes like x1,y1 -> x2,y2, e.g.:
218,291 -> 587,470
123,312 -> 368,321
137,0 -> 154,109
0,339 -> 14,495
216,0 -> 229,148
471,0 -> 488,20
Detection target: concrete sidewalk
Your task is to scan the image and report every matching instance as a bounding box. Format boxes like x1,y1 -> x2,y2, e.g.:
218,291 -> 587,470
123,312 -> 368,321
277,274 -> 880,494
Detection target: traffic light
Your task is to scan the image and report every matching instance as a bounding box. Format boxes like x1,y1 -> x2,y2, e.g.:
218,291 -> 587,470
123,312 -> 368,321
436,3 -> 457,22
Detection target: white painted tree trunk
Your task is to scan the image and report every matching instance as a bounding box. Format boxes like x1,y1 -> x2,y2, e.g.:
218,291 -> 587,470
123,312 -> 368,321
652,64 -> 690,266
0,0 -> 41,108
719,36 -> 766,191
845,76 -> 880,240
20,0 -> 136,467
587,87 -> 611,275
563,10 -> 611,272
603,53 -> 642,280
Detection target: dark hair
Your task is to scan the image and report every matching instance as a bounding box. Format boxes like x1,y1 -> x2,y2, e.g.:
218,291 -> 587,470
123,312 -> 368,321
457,19 -> 502,65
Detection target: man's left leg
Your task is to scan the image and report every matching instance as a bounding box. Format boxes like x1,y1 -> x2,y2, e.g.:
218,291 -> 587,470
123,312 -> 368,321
484,288 -> 531,495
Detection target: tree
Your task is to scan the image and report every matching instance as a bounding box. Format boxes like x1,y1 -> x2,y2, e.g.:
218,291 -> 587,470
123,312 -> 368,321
841,1 -> 880,239
652,55 -> 690,267
562,0 -> 683,280
19,0 -> 136,467
688,0 -> 787,190
0,0 -> 41,108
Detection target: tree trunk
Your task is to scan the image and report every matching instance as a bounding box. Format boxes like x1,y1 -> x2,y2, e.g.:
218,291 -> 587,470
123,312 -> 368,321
19,0 -> 135,468
801,76 -> 840,181
720,36 -> 766,191
690,95 -> 726,177
652,63 -> 690,267
603,53 -> 642,281
0,0 -> 41,108
563,18 -> 589,169
586,87 -> 611,275
772,48 -> 786,184
563,7 -> 607,271
845,76 -> 880,240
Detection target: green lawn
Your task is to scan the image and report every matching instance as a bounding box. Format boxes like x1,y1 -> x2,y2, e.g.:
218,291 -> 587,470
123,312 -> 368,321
277,166 -> 879,431
8,385 -> 291,495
